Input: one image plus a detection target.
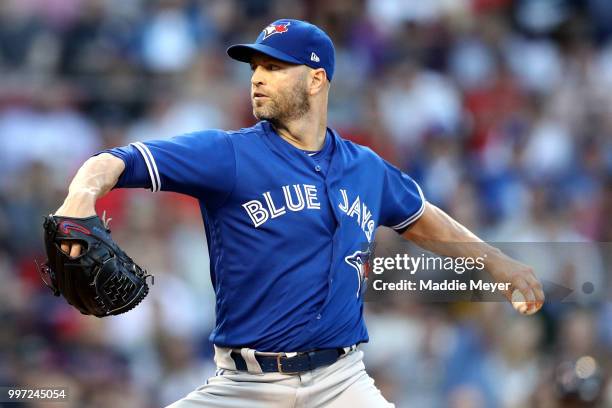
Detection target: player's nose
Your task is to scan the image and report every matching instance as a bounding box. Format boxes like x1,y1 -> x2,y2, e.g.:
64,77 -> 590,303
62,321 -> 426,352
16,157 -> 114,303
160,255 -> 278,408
251,65 -> 266,86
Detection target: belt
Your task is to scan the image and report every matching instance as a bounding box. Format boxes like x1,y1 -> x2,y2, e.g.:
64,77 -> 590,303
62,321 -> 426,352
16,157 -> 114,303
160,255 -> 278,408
230,346 -> 356,374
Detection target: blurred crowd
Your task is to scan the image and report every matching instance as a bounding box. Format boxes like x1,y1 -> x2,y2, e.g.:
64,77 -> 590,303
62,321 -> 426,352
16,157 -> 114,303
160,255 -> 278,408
0,0 -> 611,407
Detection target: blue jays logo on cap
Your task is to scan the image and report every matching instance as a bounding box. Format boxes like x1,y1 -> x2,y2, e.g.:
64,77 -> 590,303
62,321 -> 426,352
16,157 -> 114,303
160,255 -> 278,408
262,22 -> 291,40
227,19 -> 336,81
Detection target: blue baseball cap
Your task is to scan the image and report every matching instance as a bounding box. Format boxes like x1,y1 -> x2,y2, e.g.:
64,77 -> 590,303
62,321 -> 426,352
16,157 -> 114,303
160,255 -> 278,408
227,19 -> 335,81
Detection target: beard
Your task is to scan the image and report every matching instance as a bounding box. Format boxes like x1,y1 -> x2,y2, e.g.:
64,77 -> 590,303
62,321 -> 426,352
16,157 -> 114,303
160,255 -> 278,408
252,78 -> 310,125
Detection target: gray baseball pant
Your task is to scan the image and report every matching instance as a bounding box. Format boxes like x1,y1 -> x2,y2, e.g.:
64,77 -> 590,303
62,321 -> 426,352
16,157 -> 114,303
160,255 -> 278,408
165,346 -> 394,408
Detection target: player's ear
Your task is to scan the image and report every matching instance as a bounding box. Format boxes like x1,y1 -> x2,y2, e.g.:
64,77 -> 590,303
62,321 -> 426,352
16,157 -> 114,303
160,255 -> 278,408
308,68 -> 327,95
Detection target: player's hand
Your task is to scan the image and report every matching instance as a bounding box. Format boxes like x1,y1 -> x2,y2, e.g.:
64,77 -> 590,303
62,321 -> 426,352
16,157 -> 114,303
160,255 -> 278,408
488,258 -> 545,314
54,192 -> 97,258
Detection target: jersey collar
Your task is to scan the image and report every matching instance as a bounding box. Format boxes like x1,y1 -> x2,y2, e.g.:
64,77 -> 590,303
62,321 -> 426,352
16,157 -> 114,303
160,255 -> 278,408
260,120 -> 345,185
261,121 -> 335,160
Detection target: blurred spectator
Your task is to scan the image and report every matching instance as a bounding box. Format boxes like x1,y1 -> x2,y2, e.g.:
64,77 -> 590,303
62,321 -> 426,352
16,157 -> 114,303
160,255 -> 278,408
139,0 -> 203,73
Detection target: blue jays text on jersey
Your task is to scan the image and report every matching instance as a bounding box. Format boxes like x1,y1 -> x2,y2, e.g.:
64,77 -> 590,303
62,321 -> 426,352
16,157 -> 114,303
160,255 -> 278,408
102,120 -> 425,352
241,184 -> 376,243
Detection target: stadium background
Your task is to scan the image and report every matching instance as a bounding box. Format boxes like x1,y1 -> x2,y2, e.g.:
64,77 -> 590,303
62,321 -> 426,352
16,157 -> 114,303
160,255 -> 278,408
0,0 -> 610,406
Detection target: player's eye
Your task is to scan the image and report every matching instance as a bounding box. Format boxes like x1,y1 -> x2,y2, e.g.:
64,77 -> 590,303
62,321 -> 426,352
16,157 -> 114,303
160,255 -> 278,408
268,64 -> 280,71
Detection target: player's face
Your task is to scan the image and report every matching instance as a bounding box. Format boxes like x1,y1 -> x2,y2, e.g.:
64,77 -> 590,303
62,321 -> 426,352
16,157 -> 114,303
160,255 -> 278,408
250,54 -> 310,124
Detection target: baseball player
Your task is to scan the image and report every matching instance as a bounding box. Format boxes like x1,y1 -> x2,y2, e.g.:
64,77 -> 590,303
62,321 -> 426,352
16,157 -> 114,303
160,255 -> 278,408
54,19 -> 544,407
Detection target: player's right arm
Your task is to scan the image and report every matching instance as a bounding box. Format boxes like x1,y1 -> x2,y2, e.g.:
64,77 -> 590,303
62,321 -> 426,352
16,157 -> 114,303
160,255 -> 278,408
54,153 -> 126,257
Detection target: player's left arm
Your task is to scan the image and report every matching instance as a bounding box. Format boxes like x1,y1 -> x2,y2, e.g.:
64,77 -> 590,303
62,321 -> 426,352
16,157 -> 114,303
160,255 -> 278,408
402,202 -> 545,312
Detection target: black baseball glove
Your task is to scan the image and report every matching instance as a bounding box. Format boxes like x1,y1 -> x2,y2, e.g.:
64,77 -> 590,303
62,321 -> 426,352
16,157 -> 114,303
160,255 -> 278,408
39,214 -> 152,317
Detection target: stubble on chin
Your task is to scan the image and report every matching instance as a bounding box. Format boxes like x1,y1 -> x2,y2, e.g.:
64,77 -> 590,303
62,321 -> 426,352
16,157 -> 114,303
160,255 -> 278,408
252,84 -> 310,125
252,99 -> 278,122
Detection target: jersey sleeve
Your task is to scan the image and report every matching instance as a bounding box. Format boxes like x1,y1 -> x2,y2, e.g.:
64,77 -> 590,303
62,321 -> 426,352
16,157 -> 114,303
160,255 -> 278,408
378,159 -> 426,233
100,130 -> 236,207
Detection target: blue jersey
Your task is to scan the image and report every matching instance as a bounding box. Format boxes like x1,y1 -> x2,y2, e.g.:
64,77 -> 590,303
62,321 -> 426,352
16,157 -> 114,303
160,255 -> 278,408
104,121 -> 425,352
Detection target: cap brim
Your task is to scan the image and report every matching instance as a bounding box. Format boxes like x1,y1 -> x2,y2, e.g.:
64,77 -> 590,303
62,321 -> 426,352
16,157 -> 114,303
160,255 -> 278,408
227,43 -> 302,65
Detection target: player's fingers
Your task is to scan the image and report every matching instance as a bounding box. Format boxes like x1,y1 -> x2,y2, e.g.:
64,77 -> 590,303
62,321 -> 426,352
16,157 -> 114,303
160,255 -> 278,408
69,243 -> 82,258
513,279 -> 536,309
530,286 -> 545,312
510,281 -> 531,315
520,279 -> 544,314
526,275 -> 545,305
61,242 -> 70,255
536,286 -> 545,302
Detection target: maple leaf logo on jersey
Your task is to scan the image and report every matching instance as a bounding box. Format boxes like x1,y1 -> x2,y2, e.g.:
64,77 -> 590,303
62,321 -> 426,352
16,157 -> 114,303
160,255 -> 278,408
262,22 -> 291,40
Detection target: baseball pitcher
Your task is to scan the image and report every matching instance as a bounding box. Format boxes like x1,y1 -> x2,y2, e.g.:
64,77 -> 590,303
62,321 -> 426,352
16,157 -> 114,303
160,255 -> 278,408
50,19 -> 544,407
